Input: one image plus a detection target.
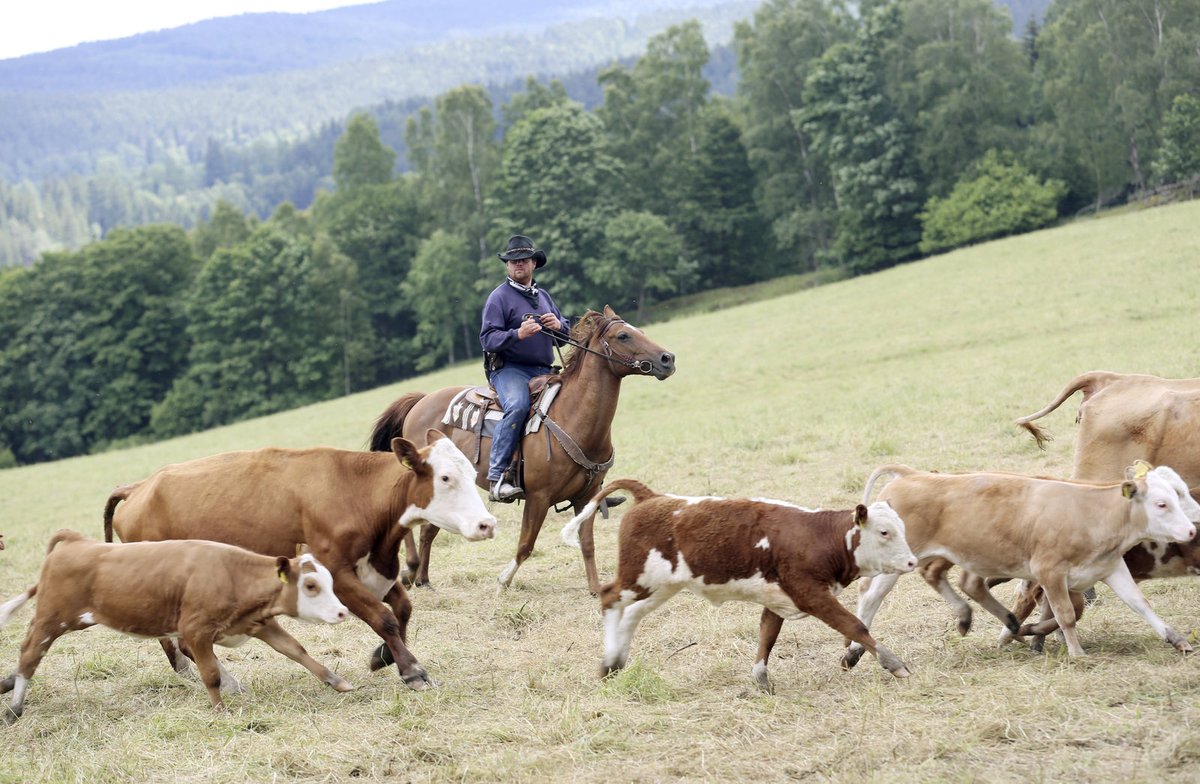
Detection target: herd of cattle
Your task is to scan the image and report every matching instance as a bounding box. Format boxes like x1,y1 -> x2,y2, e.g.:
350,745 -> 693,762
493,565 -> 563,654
2,370 -> 1199,720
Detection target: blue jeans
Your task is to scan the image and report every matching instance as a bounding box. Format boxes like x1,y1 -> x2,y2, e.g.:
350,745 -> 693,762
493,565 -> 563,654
487,363 -> 549,482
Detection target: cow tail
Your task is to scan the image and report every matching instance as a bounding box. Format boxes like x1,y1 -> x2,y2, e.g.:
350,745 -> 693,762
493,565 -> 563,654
0,584 -> 37,628
1014,370 -> 1123,450
368,392 -> 427,452
862,465 -> 913,505
560,478 -> 656,548
103,483 -> 139,542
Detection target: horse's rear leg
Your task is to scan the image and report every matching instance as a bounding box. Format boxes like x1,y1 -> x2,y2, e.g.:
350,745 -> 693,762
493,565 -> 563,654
498,499 -> 550,591
400,529 -> 420,587
412,523 -> 439,587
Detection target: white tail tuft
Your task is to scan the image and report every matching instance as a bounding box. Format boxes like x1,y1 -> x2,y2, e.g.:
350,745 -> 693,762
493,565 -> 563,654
0,589 -> 34,627
560,500 -> 599,548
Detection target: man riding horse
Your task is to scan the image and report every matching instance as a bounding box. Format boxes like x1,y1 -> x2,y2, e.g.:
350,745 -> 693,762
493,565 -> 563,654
481,234 -> 569,502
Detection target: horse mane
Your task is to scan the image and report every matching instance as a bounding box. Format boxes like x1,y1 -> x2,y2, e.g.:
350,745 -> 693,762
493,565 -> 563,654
559,310 -> 611,382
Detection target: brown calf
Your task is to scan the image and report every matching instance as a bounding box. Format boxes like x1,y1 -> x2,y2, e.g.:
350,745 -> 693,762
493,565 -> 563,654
104,431 -> 496,690
0,530 -> 349,722
562,479 -> 917,692
844,463 -> 1197,669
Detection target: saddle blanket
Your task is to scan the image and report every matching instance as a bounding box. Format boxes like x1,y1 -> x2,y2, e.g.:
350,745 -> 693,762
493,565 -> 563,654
441,384 -> 561,439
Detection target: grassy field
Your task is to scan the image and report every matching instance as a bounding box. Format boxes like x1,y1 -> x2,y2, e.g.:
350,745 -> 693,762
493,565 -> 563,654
2,200 -> 1200,782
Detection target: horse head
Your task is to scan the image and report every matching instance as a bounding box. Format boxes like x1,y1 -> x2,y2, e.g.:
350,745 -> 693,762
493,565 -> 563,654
564,306 -> 676,381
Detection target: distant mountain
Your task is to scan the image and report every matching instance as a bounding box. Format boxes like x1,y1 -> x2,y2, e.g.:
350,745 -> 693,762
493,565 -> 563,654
0,0 -> 739,94
0,0 -> 757,182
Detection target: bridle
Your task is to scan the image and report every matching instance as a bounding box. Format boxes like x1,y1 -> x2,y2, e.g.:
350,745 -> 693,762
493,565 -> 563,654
534,315 -> 656,374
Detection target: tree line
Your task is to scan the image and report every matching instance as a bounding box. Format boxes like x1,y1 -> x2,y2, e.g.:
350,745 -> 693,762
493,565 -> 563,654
2,0 -> 1199,468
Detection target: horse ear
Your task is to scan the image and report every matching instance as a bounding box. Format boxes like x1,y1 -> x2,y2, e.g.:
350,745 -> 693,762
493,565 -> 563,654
603,304 -> 617,318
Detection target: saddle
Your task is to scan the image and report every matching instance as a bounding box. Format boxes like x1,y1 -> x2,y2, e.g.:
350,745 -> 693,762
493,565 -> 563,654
441,375 -> 562,468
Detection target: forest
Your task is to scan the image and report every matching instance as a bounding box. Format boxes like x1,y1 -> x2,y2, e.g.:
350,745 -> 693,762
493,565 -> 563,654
1,0 -> 1199,468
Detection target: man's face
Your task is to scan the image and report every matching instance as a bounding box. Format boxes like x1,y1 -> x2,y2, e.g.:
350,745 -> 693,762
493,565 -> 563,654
507,257 -> 534,285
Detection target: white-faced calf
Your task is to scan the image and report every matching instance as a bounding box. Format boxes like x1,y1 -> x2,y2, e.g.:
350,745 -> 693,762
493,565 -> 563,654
0,530 -> 350,722
562,479 -> 917,692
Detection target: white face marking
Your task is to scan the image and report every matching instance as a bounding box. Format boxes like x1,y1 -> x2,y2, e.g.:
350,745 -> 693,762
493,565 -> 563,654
853,501 -> 918,577
294,554 -> 348,624
755,537 -> 770,550
398,439 -> 497,541
355,555 -> 394,600
1139,467 -> 1198,543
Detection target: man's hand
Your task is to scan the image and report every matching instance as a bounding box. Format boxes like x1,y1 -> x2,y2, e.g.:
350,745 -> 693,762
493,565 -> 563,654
517,315 -> 542,339
537,313 -> 562,332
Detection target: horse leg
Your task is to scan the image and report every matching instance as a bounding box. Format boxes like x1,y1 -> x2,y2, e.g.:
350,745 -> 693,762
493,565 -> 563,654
400,529 -> 420,587
413,523 -> 440,587
571,498 -> 602,595
498,497 -> 551,591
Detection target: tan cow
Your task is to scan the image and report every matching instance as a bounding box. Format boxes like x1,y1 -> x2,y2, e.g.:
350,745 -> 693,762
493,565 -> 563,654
843,462 -> 1197,669
105,431 -> 496,690
1002,371 -> 1200,644
0,530 -> 349,722
561,479 -> 917,692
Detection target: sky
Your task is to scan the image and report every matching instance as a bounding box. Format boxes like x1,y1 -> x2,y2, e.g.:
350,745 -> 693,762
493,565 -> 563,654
0,0 -> 372,60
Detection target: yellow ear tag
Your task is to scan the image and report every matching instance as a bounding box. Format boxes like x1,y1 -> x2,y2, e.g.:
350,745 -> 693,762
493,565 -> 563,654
1133,461 -> 1150,479
401,457 -> 413,470
279,572 -> 289,584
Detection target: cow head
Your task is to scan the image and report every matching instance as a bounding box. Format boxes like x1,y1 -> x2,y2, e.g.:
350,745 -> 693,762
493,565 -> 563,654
281,554 -> 348,624
1123,463 -> 1198,543
850,501 -> 917,577
394,430 -> 497,541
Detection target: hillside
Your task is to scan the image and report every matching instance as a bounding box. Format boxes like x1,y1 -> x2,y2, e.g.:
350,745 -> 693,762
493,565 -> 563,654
1,200 -> 1197,781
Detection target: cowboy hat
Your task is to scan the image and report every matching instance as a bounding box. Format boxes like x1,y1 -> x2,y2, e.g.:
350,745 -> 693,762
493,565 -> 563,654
497,235 -> 547,269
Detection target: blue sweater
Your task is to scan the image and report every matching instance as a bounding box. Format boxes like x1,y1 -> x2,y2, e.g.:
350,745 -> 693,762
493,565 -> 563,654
480,281 -> 568,368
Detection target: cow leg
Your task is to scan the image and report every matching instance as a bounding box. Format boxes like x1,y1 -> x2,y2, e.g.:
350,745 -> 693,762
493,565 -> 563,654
1101,561 -> 1193,653
183,635 -> 228,710
253,619 -> 353,692
801,590 -> 910,678
1035,570 -> 1085,656
753,609 -> 784,693
997,580 -> 1043,647
369,582 -> 414,672
920,559 -> 973,635
498,498 -> 552,591
176,638 -> 242,693
3,618 -> 65,723
331,570 -> 432,690
599,586 -> 679,676
158,637 -> 196,677
413,524 -> 439,588
843,573 -> 900,670
957,572 -> 1021,636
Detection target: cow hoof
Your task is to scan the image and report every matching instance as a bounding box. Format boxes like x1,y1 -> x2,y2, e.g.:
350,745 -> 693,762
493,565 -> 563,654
329,675 -> 354,693
369,644 -> 394,672
891,666 -> 911,679
956,617 -> 972,636
3,708 -> 21,725
1029,636 -> 1045,653
841,646 -> 865,670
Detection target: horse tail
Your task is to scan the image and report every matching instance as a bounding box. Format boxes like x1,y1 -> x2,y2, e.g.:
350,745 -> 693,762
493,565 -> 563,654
862,464 -> 915,505
1014,370 -> 1124,450
104,482 -> 140,542
561,478 -> 656,548
368,392 -> 427,452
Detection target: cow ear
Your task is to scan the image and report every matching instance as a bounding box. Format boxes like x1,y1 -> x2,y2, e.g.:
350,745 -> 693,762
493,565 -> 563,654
425,428 -> 446,444
276,556 -> 291,584
854,504 -> 869,527
1126,461 -> 1152,480
1121,480 -> 1138,500
391,437 -> 418,470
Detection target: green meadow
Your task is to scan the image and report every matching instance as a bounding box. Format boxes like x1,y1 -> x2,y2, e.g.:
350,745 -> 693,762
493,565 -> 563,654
2,200 -> 1200,782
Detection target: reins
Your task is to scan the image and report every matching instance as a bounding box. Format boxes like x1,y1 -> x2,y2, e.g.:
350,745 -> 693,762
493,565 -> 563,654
532,315 -> 655,374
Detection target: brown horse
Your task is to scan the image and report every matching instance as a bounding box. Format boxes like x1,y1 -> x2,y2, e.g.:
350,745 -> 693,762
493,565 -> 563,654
368,306 -> 675,593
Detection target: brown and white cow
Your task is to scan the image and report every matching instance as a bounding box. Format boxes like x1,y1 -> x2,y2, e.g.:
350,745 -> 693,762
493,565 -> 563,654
561,479 -> 917,692
0,530 -> 349,722
104,430 -> 496,690
843,463 -> 1198,669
